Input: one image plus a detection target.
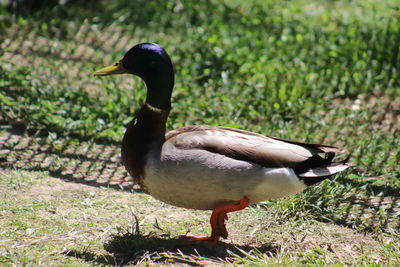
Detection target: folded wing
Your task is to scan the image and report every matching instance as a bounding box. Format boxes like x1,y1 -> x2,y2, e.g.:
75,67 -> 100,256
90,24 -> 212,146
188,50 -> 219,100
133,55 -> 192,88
166,126 -> 350,184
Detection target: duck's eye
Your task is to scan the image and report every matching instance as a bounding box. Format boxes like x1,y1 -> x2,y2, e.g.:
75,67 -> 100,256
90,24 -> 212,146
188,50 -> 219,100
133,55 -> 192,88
114,62 -> 120,66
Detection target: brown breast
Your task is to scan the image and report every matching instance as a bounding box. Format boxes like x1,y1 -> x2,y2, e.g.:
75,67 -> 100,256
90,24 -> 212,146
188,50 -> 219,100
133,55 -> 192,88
121,103 -> 169,193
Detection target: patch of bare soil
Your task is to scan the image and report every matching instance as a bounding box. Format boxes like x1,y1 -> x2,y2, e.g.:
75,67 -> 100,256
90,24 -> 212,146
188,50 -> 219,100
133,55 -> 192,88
19,178 -> 100,201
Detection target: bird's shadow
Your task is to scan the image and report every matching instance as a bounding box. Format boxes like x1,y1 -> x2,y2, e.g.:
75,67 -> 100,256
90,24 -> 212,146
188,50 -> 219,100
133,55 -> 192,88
66,230 -> 277,265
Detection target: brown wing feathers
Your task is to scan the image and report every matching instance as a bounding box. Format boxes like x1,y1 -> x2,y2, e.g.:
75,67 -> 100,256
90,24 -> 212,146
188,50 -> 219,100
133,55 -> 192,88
167,126 -> 350,185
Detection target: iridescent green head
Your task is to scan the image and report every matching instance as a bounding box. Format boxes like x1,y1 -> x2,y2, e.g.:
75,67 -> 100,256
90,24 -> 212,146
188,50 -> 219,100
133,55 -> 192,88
94,43 -> 174,110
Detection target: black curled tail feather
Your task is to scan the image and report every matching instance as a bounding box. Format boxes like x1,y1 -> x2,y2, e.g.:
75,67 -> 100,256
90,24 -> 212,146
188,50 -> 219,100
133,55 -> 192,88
337,153 -> 351,164
292,152 -> 336,176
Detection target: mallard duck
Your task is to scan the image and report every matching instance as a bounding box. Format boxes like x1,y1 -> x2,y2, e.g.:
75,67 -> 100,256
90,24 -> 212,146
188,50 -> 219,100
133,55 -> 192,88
94,43 -> 350,245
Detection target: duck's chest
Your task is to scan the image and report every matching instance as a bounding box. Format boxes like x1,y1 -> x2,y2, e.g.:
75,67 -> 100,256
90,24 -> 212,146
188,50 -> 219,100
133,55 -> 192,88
120,104 -> 168,192
121,125 -> 148,190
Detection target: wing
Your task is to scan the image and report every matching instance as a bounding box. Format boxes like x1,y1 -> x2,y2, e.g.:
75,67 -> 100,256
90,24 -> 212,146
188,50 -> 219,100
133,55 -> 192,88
165,126 -> 340,169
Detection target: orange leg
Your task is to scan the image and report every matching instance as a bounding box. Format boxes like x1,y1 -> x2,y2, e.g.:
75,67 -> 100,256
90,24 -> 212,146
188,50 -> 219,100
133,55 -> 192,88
182,196 -> 250,245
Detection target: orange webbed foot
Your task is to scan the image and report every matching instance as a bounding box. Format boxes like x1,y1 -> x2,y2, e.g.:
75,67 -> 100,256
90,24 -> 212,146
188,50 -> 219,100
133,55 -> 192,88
179,232 -> 220,246
180,196 -> 250,246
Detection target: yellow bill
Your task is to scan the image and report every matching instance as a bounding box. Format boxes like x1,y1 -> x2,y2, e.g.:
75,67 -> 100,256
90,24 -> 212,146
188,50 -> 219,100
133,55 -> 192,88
93,61 -> 128,76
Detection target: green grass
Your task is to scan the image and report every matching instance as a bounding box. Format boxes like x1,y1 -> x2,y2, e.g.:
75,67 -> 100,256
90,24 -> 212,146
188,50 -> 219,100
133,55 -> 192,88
0,0 -> 399,265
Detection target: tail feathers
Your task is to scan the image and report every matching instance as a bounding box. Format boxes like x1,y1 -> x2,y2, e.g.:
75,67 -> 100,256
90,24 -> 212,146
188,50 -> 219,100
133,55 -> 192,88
297,162 -> 351,178
294,153 -> 352,186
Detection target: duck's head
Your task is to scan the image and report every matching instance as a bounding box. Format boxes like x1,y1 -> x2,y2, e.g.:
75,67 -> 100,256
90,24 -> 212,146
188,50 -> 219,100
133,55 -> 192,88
94,43 -> 174,110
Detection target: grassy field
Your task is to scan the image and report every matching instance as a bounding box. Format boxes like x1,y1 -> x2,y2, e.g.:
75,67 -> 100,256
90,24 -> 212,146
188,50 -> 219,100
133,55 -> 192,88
1,0 -> 399,265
